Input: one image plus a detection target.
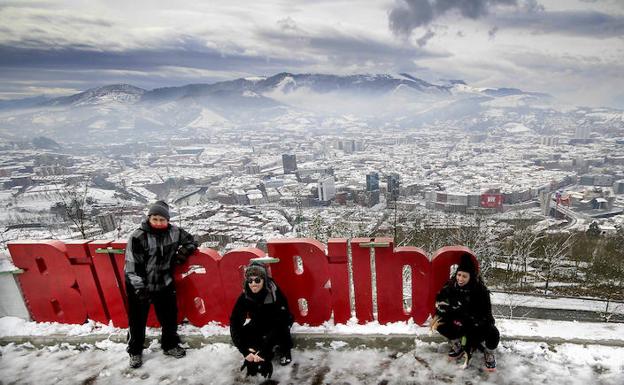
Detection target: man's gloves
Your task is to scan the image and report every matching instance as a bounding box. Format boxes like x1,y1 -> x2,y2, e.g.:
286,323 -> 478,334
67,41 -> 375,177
240,360 -> 273,379
175,246 -> 192,265
135,288 -> 149,303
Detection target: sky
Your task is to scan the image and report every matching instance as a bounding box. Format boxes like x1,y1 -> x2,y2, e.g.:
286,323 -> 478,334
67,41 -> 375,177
0,0 -> 623,108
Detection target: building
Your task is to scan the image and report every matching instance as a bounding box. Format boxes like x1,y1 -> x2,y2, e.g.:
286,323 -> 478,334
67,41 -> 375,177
245,164 -> 260,174
366,172 -> 379,192
96,214 -> 116,233
579,175 -> 594,186
574,126 -> 591,140
233,189 -> 249,205
282,154 -> 297,174
366,190 -> 380,206
387,173 -> 400,202
335,192 -> 348,205
318,176 -> 336,202
541,136 -> 560,146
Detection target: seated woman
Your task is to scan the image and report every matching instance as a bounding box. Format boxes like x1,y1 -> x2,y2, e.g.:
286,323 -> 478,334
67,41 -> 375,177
431,253 -> 500,371
230,261 -> 294,379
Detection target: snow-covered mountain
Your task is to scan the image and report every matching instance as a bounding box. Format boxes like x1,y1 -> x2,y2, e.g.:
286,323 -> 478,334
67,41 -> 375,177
0,72 -> 621,143
47,84 -> 146,107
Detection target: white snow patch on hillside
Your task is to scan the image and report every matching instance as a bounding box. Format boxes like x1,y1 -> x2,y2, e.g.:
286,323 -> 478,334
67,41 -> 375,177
186,108 -> 227,128
481,95 -> 533,108
88,120 -> 107,129
242,90 -> 260,98
503,122 -> 531,133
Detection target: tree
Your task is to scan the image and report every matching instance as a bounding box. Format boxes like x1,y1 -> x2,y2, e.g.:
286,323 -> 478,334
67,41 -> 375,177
449,215 -> 502,280
534,232 -> 576,295
586,221 -> 601,238
55,181 -> 91,239
502,221 -> 543,290
300,212 -> 330,243
568,231 -> 595,280
589,226 -> 624,301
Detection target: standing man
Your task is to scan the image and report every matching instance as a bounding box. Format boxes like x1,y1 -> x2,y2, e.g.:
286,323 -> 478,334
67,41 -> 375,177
124,200 -> 198,368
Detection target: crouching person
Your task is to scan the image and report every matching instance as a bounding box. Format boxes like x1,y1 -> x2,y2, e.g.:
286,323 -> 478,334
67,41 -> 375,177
124,200 -> 198,368
431,253 -> 500,371
230,262 -> 294,379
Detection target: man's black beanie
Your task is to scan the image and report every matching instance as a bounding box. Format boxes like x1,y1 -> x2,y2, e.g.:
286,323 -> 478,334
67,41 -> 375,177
148,200 -> 170,220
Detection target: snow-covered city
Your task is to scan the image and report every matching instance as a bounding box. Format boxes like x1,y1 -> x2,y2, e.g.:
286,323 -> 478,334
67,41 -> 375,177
1,0 -> 624,384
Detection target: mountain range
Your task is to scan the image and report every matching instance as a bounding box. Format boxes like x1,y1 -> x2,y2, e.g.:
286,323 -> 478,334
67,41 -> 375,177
0,72 -> 621,143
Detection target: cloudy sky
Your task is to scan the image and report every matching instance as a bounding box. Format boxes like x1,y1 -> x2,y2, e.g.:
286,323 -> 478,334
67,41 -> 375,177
1,0 -> 623,108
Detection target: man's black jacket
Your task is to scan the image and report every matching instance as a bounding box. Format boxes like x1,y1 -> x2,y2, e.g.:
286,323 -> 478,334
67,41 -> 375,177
124,219 -> 197,292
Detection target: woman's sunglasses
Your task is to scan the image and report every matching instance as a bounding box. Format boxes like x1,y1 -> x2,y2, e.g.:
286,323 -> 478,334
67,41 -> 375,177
247,277 -> 263,284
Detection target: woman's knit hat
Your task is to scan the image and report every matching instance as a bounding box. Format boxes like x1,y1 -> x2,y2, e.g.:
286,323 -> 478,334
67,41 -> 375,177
245,261 -> 268,281
457,253 -> 477,277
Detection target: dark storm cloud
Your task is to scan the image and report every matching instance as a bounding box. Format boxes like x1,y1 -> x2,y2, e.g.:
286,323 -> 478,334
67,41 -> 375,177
0,38 -> 301,72
496,10 -> 624,38
0,36 -> 310,96
388,0 -> 624,38
388,0 -> 517,36
416,30 -> 436,47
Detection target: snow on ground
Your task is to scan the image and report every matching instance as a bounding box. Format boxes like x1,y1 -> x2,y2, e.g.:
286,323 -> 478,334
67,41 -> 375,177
1,337 -> 623,384
1,317 -> 623,383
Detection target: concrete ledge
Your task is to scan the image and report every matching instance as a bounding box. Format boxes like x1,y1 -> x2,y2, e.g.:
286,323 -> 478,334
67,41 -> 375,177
2,333 -> 623,350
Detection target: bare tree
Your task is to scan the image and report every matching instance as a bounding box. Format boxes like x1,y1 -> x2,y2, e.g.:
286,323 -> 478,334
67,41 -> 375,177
535,232 -> 576,295
56,181 -> 91,239
503,224 -> 543,290
449,216 -> 502,279
589,225 -> 624,303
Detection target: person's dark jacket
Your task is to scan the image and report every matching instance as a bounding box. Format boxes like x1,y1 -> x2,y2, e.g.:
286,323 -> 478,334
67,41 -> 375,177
435,277 -> 495,330
124,219 -> 197,293
230,278 -> 294,357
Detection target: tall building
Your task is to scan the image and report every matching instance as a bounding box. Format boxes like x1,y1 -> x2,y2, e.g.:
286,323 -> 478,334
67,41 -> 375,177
541,136 -> 560,146
574,126 -> 591,140
367,190 -> 380,206
282,154 -> 297,174
387,173 -> 400,201
366,172 -> 380,206
318,176 -> 336,201
366,172 -> 379,192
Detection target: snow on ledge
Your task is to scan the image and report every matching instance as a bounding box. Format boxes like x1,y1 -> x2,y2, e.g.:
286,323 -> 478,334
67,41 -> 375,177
1,316 -> 623,343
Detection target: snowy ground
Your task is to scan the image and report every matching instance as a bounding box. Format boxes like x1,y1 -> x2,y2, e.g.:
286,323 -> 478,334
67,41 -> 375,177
1,338 -> 622,385
1,317 -> 623,384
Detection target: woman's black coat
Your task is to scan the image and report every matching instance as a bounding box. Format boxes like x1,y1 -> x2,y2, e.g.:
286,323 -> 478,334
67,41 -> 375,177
435,278 -> 495,330
229,279 -> 294,357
